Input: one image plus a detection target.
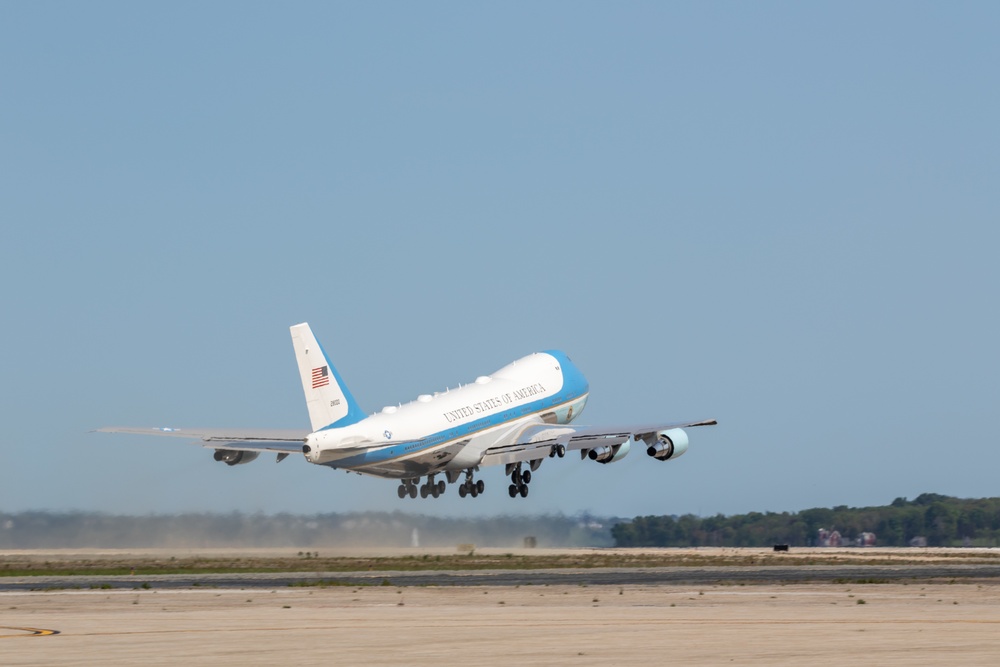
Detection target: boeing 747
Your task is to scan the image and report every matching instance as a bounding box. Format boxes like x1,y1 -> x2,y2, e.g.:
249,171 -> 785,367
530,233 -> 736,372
101,323 -> 716,499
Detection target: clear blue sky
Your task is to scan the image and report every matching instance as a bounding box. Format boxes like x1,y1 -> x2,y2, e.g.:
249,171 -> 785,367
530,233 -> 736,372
2,2 -> 998,519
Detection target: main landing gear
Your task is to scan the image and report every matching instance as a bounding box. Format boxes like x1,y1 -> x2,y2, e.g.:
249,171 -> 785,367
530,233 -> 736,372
395,464 -> 537,500
399,473 -> 468,500
422,475 -> 446,498
507,463 -> 531,498
396,479 -> 419,499
397,475 -> 446,499
457,470 -> 485,499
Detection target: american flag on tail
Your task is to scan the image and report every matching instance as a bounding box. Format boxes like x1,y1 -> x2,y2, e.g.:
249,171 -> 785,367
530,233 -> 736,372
311,366 -> 330,389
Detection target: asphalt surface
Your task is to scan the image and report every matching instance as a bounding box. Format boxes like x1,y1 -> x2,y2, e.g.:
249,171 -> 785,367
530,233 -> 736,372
5,563 -> 1000,591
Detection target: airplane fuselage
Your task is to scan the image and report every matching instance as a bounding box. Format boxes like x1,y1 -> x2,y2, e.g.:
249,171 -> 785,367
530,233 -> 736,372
303,350 -> 589,479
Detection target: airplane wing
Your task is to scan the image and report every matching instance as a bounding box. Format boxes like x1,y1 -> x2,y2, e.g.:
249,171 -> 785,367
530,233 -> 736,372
479,419 -> 717,467
96,426 -> 309,453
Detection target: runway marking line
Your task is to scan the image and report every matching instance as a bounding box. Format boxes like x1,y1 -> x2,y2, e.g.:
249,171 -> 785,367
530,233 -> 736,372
33,618 -> 1000,639
0,627 -> 60,638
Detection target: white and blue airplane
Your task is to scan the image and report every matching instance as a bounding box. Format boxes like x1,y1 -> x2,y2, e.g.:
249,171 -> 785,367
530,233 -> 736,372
101,323 -> 716,499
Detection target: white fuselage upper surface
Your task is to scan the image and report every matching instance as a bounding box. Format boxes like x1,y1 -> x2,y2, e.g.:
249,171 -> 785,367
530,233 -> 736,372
303,351 -> 589,479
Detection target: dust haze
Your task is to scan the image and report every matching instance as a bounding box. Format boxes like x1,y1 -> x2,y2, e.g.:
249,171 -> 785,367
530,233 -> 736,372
0,511 -> 614,549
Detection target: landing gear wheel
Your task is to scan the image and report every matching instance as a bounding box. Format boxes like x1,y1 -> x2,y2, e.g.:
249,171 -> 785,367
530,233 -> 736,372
459,484 -> 468,498
511,470 -> 521,485
476,479 -> 485,494
470,485 -> 479,498
556,444 -> 566,458
508,484 -> 518,498
408,485 -> 418,499
522,470 -> 532,484
420,485 -> 429,499
397,485 -> 406,499
519,484 -> 529,498
437,480 -> 446,495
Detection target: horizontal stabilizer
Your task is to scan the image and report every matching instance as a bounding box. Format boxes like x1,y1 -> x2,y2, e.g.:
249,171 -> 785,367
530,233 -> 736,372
97,426 -> 308,454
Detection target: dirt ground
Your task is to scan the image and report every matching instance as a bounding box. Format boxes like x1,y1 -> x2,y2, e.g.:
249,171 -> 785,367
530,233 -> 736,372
4,580 -> 1000,666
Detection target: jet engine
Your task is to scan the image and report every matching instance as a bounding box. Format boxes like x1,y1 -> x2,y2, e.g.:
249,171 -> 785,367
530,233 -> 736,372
645,428 -> 689,461
587,438 -> 632,464
213,449 -> 259,466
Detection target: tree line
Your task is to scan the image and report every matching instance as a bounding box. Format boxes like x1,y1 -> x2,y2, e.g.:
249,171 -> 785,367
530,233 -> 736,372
611,494 -> 1000,547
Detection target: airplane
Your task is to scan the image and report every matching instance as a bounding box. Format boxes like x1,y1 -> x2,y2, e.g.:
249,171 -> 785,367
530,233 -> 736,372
101,323 -> 716,500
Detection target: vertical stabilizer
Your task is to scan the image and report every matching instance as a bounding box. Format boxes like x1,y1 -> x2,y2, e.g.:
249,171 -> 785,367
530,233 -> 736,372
290,323 -> 366,431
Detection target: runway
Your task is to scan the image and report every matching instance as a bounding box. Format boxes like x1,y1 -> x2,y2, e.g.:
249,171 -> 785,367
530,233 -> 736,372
6,550 -> 1000,665
5,581 -> 1000,666
4,563 -> 1000,591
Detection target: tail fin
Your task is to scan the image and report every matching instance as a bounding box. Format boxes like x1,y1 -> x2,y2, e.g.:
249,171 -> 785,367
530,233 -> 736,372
290,323 -> 366,431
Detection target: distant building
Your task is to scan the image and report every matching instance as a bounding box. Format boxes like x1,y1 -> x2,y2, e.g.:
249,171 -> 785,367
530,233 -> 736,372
856,532 -> 876,547
818,528 -> 875,547
817,528 -> 842,547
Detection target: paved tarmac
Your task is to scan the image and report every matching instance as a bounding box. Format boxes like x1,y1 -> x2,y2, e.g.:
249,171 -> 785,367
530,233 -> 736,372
4,581 -> 1000,666
4,563 -> 1000,591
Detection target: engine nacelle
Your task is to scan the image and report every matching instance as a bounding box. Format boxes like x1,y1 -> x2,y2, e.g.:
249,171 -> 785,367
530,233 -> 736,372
645,428 -> 689,461
587,438 -> 632,464
213,449 -> 259,466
